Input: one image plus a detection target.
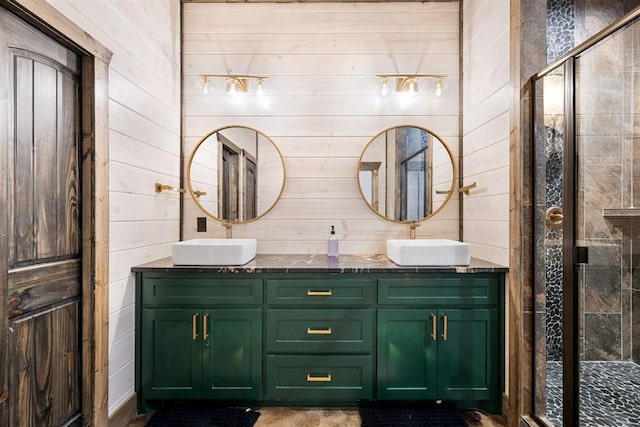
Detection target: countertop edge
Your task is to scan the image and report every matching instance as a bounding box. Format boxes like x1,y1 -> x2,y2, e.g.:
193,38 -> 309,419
131,254 -> 508,274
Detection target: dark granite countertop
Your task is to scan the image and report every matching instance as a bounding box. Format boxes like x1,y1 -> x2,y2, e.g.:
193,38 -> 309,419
132,254 -> 508,274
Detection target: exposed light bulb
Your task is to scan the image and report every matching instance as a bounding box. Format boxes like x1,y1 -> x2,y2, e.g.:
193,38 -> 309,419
435,79 -> 442,97
256,79 -> 265,97
381,78 -> 389,97
226,79 -> 237,96
203,79 -> 209,95
405,78 -> 418,98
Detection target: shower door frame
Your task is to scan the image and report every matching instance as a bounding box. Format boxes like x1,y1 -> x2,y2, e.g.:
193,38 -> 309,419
531,57 -> 580,427
530,7 -> 640,426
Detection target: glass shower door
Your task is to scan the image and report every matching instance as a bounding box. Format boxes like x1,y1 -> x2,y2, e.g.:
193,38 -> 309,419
573,20 -> 640,427
533,15 -> 640,427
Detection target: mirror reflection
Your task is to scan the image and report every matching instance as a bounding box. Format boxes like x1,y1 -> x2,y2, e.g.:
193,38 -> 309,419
187,126 -> 285,223
358,126 -> 456,222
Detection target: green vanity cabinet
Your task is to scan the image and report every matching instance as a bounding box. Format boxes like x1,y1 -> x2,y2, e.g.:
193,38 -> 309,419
134,261 -> 505,413
377,309 -> 438,400
265,277 -> 375,402
136,273 -> 263,412
377,275 -> 502,412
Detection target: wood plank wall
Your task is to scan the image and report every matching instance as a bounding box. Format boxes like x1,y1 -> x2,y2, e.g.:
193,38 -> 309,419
182,2 -> 461,254
45,0 -> 181,415
462,0 -> 510,266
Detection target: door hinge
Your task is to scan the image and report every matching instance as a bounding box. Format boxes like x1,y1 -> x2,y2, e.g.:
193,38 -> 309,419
575,246 -> 589,264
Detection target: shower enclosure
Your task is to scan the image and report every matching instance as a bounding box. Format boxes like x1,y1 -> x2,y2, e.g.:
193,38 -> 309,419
531,9 -> 640,427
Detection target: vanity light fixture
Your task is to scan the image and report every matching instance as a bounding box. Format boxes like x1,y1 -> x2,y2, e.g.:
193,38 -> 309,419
377,74 -> 446,97
197,74 -> 268,97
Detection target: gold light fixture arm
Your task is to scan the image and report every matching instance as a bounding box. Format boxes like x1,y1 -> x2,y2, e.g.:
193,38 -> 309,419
198,74 -> 269,95
376,74 -> 446,95
193,190 -> 207,198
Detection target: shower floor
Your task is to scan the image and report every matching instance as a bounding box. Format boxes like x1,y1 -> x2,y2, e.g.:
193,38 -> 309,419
546,361 -> 640,426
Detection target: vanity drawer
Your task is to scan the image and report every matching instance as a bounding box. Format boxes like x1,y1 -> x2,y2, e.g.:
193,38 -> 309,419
267,309 -> 374,353
378,275 -> 499,306
266,355 -> 373,400
141,275 -> 263,306
266,278 -> 375,306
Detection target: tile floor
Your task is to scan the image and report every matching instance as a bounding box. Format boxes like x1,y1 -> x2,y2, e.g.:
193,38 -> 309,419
545,361 -> 640,426
127,406 -> 507,426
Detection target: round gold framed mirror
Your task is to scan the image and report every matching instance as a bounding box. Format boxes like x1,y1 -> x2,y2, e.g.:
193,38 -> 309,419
186,125 -> 285,223
357,125 -> 457,223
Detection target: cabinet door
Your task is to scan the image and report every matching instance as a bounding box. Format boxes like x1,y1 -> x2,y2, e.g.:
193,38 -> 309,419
377,309 -> 437,400
201,309 -> 262,400
437,309 -> 497,401
140,308 -> 202,399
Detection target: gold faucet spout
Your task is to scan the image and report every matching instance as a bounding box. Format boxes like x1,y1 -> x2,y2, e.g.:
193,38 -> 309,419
222,221 -> 233,238
409,222 -> 421,239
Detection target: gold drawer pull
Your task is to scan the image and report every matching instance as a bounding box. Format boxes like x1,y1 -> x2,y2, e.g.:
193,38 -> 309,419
307,327 -> 332,335
431,313 -> 437,340
306,374 -> 332,382
192,313 -> 198,340
307,290 -> 332,296
442,314 -> 448,341
203,313 -> 209,340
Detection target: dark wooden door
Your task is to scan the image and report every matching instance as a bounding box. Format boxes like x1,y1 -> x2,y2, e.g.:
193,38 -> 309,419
221,145 -> 239,221
1,8 -> 83,426
244,157 -> 257,219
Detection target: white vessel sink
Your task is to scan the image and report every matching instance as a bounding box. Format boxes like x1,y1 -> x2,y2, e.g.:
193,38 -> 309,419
172,238 -> 257,266
386,239 -> 471,266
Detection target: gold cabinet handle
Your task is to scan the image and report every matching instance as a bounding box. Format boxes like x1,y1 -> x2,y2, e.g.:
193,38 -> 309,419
307,290 -> 332,296
431,313 -> 437,340
192,313 -> 198,340
307,327 -> 332,335
306,374 -> 332,382
203,313 -> 209,340
442,314 -> 448,341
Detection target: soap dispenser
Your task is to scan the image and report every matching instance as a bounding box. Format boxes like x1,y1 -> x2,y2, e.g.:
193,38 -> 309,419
328,225 -> 339,258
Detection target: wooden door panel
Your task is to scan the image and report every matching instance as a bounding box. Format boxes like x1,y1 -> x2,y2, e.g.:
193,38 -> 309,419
9,301 -> 81,426
2,9 -> 83,426
11,51 -> 80,267
13,54 -> 34,263
33,59 -> 59,260
56,71 -> 80,256
7,260 -> 81,318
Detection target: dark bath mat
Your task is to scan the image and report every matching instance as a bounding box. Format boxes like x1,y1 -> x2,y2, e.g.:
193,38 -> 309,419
146,403 -> 260,427
360,402 -> 474,427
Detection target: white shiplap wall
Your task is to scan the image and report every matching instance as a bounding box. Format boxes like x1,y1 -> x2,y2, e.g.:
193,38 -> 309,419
45,0 -> 181,415
182,2 -> 461,254
462,0 -> 510,266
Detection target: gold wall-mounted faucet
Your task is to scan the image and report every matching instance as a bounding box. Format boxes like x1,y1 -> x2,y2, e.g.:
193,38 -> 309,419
409,221 -> 421,239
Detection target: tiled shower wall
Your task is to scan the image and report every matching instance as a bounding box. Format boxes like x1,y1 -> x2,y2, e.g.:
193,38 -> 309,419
544,0 -> 574,362
542,0 -> 640,364
574,1 -> 640,362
